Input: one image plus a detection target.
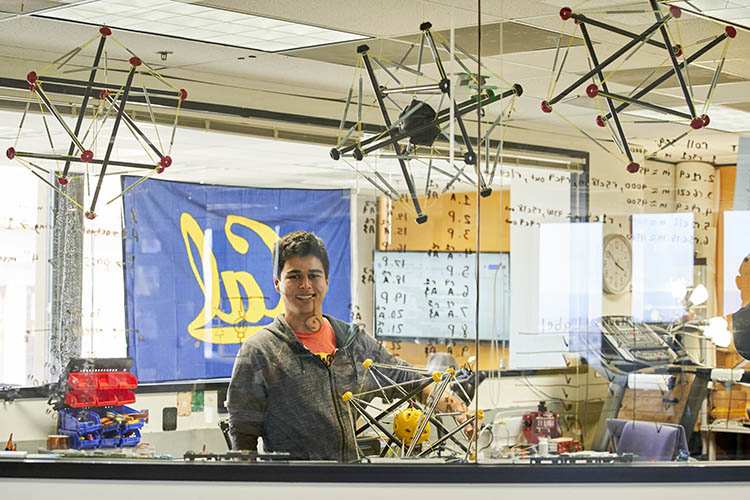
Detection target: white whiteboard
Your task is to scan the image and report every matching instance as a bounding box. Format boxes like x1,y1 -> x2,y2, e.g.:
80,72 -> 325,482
373,251 -> 509,341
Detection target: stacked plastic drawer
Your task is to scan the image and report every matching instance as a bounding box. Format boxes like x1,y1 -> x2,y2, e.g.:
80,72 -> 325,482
59,371 -> 145,449
66,371 -> 137,408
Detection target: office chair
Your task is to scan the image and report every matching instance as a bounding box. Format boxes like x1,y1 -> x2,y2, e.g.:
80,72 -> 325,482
606,418 -> 689,461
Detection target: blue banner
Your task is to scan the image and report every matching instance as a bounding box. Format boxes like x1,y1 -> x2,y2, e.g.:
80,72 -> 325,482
122,176 -> 351,382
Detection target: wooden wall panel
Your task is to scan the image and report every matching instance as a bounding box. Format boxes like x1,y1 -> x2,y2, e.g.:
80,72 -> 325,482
375,189 -> 510,367
617,373 -> 694,426
377,190 -> 510,253
717,166 -> 737,317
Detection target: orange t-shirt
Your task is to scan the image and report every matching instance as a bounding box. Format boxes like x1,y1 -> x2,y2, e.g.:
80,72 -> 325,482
295,318 -> 336,366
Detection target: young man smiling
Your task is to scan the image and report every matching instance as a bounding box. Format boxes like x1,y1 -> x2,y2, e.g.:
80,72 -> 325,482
227,230 -> 472,461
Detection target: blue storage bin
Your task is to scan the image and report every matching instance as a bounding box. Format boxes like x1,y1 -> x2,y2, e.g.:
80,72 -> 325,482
58,429 -> 100,450
99,432 -> 121,448
93,406 -> 146,433
120,428 -> 141,447
59,408 -> 102,434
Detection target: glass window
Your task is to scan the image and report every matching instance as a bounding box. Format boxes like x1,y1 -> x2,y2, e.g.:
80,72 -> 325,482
2,0 -> 750,479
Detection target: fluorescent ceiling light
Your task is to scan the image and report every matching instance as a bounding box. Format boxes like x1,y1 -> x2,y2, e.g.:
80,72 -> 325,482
674,0 -> 750,25
625,104 -> 750,133
40,0 -> 368,52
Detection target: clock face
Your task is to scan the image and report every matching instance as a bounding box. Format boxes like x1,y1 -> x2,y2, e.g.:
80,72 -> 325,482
603,234 -> 632,294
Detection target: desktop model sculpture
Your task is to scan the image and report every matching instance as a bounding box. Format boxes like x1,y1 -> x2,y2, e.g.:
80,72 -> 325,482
341,359 -> 482,460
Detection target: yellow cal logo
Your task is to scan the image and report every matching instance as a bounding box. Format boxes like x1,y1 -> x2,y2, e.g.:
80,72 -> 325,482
180,212 -> 284,344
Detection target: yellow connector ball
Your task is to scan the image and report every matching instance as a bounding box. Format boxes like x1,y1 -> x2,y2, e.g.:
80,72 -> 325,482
476,409 -> 484,420
393,408 -> 430,446
432,371 -> 443,382
445,368 -> 456,376
362,359 -> 373,369
342,391 -> 352,402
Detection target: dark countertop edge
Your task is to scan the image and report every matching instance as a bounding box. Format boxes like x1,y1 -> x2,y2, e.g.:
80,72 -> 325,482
3,461 -> 750,483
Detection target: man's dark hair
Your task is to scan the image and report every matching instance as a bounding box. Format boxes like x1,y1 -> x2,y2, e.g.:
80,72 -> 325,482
273,230 -> 330,278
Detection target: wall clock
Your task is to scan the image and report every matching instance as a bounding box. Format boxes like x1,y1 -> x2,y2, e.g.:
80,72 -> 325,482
603,234 -> 632,295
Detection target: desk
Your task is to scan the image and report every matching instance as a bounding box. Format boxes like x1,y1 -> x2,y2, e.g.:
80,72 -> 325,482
704,420 -> 750,460
3,457 -> 750,500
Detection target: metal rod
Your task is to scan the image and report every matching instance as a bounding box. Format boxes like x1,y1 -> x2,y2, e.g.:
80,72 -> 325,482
357,74 -> 364,123
572,13 -> 671,50
355,379 -> 434,434
406,374 -> 451,456
439,41 -> 473,75
703,55 -> 725,114
33,85 -> 86,153
359,171 -> 398,201
334,89 -> 504,157
417,416 -> 475,457
453,101 -> 477,162
391,101 -> 426,132
373,171 -> 403,200
597,90 -> 692,119
398,42 -> 415,67
649,0 -> 697,118
389,57 -> 424,77
60,35 -> 108,179
337,124 -> 357,149
425,157 -> 433,196
380,83 -> 441,95
40,75 -> 178,97
431,164 -> 472,186
371,55 -> 402,86
349,399 -> 402,446
649,129 -> 691,156
339,86 -> 353,132
481,110 -> 506,147
453,162 -> 475,183
473,8 -> 481,436
488,139 -> 502,185
13,151 -> 159,169
423,27 -> 448,81
385,94 -> 400,109
56,47 -> 83,70
548,14 -> 670,106
456,87 -> 489,190
442,165 -> 467,195
51,45 -> 83,67
361,87 -> 518,156
603,32 -> 727,120
360,48 -> 426,222
580,23 -> 633,162
104,94 -> 165,159
417,33 -> 425,73
88,65 -> 137,215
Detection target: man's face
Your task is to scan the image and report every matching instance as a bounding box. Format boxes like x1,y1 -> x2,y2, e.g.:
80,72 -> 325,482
737,259 -> 750,307
274,255 -> 329,321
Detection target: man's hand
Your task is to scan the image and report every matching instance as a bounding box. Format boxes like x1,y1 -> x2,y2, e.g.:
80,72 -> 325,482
439,393 -> 476,438
424,384 -> 477,438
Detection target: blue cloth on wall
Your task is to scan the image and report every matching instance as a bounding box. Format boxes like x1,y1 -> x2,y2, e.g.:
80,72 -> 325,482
121,176 -> 351,382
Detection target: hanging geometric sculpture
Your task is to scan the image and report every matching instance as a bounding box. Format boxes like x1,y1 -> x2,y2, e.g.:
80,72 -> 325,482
329,21 -> 523,223
5,26 -> 187,219
541,1 -> 734,173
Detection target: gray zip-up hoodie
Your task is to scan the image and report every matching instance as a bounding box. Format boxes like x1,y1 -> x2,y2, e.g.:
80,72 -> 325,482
226,314 -> 421,462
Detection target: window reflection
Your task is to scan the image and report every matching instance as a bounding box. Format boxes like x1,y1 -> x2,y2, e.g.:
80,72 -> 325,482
632,213 -> 694,322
